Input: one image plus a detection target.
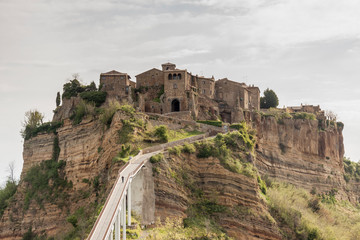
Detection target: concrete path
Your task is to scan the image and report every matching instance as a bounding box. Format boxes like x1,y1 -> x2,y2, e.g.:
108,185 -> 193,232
87,151 -> 161,240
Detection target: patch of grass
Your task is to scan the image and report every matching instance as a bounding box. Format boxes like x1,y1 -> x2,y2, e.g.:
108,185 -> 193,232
167,129 -> 203,142
118,120 -> 135,144
153,125 -> 169,143
268,181 -> 360,240
71,100 -> 96,125
99,100 -> 121,127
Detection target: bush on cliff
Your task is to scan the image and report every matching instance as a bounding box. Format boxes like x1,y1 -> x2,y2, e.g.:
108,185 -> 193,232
80,91 -> 107,107
293,112 -> 316,120
153,125 -> 169,143
0,180 -> 17,217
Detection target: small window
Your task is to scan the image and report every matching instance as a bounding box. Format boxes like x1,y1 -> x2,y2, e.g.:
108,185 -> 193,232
120,76 -> 125,80
173,83 -> 177,89
202,89 -> 205,94
203,81 -> 205,85
178,73 -> 181,80
168,74 -> 172,80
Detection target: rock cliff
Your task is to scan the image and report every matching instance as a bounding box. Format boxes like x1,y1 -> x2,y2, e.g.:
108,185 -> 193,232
249,114 -> 347,200
0,109 -> 352,239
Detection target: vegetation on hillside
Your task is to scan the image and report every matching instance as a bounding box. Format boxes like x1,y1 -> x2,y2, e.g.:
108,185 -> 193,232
23,135 -> 72,210
267,181 -> 360,240
343,157 -> 360,182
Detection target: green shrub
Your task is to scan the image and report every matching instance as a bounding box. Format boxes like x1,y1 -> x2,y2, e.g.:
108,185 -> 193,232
23,121 -> 63,140
168,146 -> 181,156
196,120 -> 222,127
154,125 -> 169,143
293,112 -> 316,120
120,104 -> 135,115
182,142 -> 196,154
0,180 -> 17,217
150,153 -> 163,164
196,141 -> 215,158
62,79 -> 98,100
67,215 -> 78,228
62,79 -> 83,99
257,176 -> 267,195
336,121 -> 344,129
80,91 -> 107,107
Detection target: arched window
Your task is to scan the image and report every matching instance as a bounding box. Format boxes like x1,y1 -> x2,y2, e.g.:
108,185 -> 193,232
168,74 -> 172,80
178,73 -> 181,79
173,83 -> 177,89
173,73 -> 177,80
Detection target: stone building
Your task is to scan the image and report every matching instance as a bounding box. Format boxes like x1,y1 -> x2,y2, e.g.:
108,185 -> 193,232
214,78 -> 260,123
100,70 -> 135,101
134,63 -> 260,123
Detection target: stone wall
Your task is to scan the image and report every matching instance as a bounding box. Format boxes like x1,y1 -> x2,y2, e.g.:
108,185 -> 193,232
135,68 -> 164,88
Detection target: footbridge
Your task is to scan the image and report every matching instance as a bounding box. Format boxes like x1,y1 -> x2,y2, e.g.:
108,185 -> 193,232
87,132 -> 216,240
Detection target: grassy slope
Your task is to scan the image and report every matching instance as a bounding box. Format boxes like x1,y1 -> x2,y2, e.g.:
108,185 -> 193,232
267,181 -> 360,240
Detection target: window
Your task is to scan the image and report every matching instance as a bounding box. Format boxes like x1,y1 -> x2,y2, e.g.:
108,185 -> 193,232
178,73 -> 181,80
168,74 -> 172,80
120,76 -> 125,80
202,89 -> 205,94
203,81 -> 205,85
173,73 -> 177,80
173,83 -> 177,89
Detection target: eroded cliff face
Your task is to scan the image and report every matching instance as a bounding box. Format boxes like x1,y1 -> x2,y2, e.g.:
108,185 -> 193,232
249,114 -> 347,200
0,108 -> 351,239
0,112 -> 138,239
153,152 -> 282,240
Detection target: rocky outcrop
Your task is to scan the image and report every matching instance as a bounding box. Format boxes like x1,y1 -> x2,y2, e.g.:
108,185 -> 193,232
0,112 -> 138,239
250,114 -> 347,199
153,152 -> 281,240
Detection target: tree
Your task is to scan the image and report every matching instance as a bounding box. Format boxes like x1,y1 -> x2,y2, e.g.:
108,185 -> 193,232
20,110 -> 44,138
7,161 -> 15,183
56,92 -> 61,107
325,110 -> 337,121
260,88 -> 279,109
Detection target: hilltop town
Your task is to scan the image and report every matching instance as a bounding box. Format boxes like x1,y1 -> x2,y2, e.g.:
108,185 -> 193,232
88,62 -> 328,125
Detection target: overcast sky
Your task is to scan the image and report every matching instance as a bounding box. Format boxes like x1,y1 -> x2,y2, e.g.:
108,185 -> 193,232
1,0 -> 360,185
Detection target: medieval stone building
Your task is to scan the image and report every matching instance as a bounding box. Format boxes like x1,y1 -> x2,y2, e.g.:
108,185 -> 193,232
135,63 -> 260,123
99,70 -> 135,102
98,63 -> 259,123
